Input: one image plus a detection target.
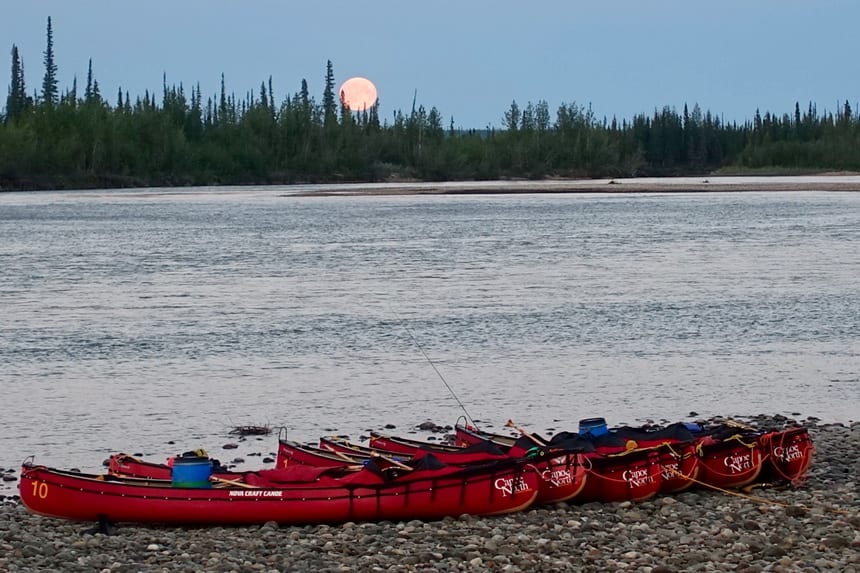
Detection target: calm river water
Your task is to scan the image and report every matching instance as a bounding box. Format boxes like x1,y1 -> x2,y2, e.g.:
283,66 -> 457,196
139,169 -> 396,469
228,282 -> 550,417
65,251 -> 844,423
1,186 -> 858,481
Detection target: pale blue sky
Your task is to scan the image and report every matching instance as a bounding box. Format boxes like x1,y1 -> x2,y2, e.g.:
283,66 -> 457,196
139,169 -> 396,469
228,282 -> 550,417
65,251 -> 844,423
3,1 -> 859,129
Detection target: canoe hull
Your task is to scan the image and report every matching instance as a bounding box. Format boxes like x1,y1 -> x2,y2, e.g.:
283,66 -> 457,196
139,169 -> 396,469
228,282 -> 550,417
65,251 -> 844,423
109,454 -> 242,481
696,438 -> 764,489
20,462 -> 539,525
528,453 -> 588,504
577,449 -> 663,503
278,439 -> 363,468
759,428 -> 814,485
655,442 -> 701,494
370,431 -> 588,505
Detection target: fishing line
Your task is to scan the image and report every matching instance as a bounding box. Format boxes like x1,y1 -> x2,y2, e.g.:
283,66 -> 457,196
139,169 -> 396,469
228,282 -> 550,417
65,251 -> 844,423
389,307 -> 477,428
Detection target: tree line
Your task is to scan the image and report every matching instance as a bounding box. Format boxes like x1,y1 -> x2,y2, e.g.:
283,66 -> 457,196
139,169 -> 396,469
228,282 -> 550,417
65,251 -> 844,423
2,18 -> 860,190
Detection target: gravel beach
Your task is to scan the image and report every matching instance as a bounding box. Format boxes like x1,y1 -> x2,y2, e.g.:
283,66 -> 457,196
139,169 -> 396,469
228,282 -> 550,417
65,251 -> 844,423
1,417 -> 857,573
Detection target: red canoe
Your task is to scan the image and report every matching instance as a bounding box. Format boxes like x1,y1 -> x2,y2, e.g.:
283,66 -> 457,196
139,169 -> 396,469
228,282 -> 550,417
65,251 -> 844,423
278,438 -> 371,469
20,456 -> 540,526
653,442 -> 701,494
321,434 -> 514,466
368,432 -> 465,456
585,424 -> 702,494
109,453 -> 243,481
276,437 -> 497,471
758,427 -> 814,485
322,433 -> 589,506
694,433 -> 764,489
371,428 -> 590,505
319,435 -> 423,459
454,422 -> 666,502
577,448 -> 663,503
454,420 -> 805,494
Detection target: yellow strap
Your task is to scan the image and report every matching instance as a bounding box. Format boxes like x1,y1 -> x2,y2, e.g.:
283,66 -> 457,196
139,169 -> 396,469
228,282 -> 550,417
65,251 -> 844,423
722,433 -> 759,449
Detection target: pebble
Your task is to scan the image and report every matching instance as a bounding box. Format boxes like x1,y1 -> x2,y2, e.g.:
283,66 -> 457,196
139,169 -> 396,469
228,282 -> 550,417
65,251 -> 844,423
0,416 -> 857,573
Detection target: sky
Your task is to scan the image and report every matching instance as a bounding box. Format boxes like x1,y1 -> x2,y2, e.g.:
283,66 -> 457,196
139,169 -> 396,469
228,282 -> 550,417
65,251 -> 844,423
2,0 -> 859,129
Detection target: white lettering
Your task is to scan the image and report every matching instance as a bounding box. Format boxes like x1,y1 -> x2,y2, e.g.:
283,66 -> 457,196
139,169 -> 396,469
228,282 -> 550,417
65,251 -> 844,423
540,467 -> 573,487
723,452 -> 752,473
494,476 -> 530,497
621,467 -> 654,488
227,490 -> 283,497
773,445 -> 803,462
661,462 -> 679,481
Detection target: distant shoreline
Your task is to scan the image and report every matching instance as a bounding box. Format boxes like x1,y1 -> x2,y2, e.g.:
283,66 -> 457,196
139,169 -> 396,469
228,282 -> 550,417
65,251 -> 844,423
287,175 -> 860,196
3,174 -> 860,196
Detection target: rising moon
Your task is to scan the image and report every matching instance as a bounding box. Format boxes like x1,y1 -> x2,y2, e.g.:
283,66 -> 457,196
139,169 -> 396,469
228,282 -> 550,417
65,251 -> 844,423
339,77 -> 378,111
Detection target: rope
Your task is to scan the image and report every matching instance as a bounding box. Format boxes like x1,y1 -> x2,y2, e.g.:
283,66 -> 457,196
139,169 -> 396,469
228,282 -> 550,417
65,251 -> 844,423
584,464 -> 659,485
696,434 -> 759,457
662,443 -> 701,482
584,467 -> 630,484
663,465 -> 852,516
600,444 -> 661,458
723,434 -> 760,449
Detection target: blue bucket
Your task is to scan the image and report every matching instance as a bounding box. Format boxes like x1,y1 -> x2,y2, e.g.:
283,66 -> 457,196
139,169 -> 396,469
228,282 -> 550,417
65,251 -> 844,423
171,456 -> 212,488
579,417 -> 608,438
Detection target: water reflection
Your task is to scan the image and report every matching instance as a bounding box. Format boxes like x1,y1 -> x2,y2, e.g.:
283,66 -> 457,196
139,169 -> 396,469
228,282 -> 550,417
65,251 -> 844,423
0,188 -> 857,479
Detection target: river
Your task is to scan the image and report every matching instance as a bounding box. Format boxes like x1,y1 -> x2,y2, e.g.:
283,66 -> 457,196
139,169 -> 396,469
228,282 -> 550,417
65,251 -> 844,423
1,184 -> 857,483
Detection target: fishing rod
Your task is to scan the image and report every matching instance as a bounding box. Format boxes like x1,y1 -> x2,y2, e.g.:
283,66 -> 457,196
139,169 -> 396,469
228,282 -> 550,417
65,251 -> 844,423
390,308 -> 477,428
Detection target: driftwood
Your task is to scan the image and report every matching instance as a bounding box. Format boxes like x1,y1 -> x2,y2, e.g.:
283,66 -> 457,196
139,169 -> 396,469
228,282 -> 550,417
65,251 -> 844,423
228,425 -> 271,437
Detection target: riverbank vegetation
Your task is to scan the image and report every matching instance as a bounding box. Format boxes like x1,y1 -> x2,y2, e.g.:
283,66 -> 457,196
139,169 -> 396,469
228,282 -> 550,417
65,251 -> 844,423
2,18 -> 860,190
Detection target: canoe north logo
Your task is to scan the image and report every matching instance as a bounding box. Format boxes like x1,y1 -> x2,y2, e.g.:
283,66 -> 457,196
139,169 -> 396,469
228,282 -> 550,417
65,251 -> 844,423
774,444 -> 803,463
723,452 -> 752,473
621,467 -> 654,488
540,467 -> 573,487
494,476 -> 530,496
660,461 -> 679,481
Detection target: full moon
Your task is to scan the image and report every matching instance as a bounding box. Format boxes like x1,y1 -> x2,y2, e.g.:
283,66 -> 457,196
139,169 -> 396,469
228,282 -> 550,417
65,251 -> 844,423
339,77 -> 378,111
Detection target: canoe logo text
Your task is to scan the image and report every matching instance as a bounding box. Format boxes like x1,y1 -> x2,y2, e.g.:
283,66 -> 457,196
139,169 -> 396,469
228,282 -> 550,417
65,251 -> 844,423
660,462 -> 679,481
622,467 -> 654,488
540,467 -> 573,487
494,476 -> 530,496
774,444 -> 803,463
723,453 -> 752,473
228,490 -> 283,497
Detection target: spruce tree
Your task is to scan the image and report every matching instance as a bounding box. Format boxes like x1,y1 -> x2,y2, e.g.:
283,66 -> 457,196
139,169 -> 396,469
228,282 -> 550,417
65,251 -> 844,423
300,78 -> 309,108
218,73 -> 227,124
41,16 -> 59,106
259,81 -> 268,109
322,60 -> 337,127
67,76 -> 77,107
85,58 -> 93,101
6,44 -> 27,121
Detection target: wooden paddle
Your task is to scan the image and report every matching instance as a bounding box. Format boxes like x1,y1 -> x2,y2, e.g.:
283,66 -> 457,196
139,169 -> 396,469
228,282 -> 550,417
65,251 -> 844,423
321,444 -> 363,464
210,476 -> 259,489
370,451 -> 413,471
322,440 -> 413,470
505,419 -> 548,446
726,419 -> 757,432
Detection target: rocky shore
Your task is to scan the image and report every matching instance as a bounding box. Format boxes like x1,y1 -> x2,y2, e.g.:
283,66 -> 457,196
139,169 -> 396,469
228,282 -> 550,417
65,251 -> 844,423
1,417 -> 857,573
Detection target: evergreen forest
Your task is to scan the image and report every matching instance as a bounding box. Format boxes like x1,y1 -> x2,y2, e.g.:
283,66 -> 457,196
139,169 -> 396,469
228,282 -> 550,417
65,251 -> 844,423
3,18 -> 860,191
